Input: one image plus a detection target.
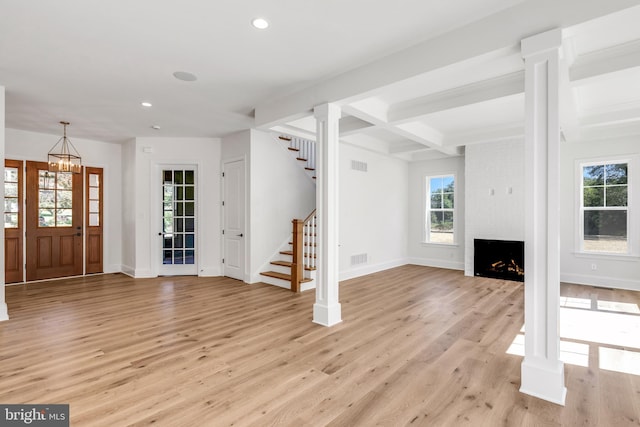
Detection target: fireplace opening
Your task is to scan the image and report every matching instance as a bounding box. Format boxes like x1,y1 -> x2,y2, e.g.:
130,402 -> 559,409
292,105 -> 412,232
474,239 -> 524,282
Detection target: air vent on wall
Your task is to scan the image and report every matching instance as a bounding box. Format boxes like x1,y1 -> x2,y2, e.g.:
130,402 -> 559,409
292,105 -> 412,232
350,253 -> 368,266
351,160 -> 368,172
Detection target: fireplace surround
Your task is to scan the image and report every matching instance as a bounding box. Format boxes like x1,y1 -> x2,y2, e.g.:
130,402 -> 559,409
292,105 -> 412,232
474,239 -> 524,282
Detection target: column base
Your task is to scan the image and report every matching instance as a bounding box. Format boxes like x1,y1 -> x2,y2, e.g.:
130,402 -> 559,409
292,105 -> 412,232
0,302 -> 9,321
520,358 -> 566,405
313,302 -> 342,327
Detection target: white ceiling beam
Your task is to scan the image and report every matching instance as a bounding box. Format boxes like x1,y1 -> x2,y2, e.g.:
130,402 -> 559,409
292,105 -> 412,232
559,38 -> 580,142
580,103 -> 640,128
445,123 -> 523,147
342,101 -> 459,156
255,0 -> 639,128
388,71 -> 524,123
339,115 -> 376,136
388,142 -> 430,154
570,38 -> 640,84
577,121 -> 640,141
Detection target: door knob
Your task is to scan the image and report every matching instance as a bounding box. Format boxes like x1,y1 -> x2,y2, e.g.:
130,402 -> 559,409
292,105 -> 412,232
237,233 -> 243,237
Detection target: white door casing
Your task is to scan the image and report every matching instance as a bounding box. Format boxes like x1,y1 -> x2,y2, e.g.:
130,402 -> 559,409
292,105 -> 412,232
158,165 -> 198,276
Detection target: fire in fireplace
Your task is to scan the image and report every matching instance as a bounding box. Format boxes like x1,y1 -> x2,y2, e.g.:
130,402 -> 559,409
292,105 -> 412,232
474,239 -> 524,282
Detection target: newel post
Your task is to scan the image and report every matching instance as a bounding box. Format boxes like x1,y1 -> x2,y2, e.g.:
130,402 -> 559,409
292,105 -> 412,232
291,219 -> 304,293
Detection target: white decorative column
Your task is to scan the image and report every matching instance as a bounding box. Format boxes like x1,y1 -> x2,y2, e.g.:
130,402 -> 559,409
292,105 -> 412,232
0,85 -> 8,321
520,29 -> 566,405
313,103 -> 342,327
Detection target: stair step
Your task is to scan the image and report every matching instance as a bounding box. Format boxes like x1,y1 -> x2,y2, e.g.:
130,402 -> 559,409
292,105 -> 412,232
288,147 -> 300,152
260,271 -> 291,281
305,266 -> 316,271
279,250 -> 316,258
260,271 -> 312,283
279,136 -> 292,141
305,167 -> 315,171
271,260 -> 292,267
296,157 -> 307,161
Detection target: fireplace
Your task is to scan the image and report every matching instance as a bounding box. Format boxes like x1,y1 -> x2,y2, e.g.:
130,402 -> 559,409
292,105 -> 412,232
474,239 -> 524,282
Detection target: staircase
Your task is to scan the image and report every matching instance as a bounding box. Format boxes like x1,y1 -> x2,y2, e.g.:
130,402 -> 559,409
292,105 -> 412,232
260,210 -> 317,292
277,135 -> 316,181
259,134 -> 318,292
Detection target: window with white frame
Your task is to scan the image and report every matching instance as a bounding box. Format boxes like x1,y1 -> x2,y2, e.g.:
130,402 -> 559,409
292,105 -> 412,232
580,161 -> 628,254
426,175 -> 455,244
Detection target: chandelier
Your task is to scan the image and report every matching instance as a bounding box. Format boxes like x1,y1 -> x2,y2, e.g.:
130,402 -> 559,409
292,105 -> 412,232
48,121 -> 82,173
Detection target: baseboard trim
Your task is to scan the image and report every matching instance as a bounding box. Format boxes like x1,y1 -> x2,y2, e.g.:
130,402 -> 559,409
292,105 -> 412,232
121,265 -> 135,278
199,267 -> 221,277
133,268 -> 155,279
408,257 -> 464,271
339,258 -> 409,281
560,273 -> 640,291
0,302 -> 8,321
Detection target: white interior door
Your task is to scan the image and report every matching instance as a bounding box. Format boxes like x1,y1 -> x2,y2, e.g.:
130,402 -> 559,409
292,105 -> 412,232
158,166 -> 197,275
223,159 -> 245,281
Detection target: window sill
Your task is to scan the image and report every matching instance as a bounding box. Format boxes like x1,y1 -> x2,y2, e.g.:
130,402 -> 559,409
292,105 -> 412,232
572,251 -> 640,261
421,241 -> 459,248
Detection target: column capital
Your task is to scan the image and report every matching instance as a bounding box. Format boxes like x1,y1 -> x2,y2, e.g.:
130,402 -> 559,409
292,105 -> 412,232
521,28 -> 562,59
313,103 -> 341,121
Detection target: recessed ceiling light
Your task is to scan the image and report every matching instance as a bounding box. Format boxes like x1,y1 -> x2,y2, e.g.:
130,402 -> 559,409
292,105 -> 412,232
151,125 -> 161,130
173,71 -> 198,82
141,102 -> 152,107
251,18 -> 269,29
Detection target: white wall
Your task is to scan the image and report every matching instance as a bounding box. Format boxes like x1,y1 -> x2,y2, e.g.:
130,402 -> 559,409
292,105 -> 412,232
131,137 -> 222,277
464,140 -> 525,276
408,156 -> 465,270
121,139 -> 136,276
560,137 -> 640,291
339,143 -> 409,280
249,130 -> 316,282
5,128 -> 124,274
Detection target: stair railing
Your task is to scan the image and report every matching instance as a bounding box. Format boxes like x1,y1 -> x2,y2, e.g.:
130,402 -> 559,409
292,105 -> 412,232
291,209 -> 316,292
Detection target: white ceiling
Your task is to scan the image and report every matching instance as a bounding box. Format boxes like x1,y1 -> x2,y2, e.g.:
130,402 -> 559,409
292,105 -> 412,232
270,2 -> 640,160
0,0 -> 521,142
1,1 -> 640,158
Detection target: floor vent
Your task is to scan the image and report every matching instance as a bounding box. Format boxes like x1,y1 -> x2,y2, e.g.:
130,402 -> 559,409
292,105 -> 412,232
351,253 -> 368,266
351,160 -> 368,172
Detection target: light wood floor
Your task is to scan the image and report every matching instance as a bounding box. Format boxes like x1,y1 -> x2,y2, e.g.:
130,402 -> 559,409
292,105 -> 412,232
1,266 -> 639,426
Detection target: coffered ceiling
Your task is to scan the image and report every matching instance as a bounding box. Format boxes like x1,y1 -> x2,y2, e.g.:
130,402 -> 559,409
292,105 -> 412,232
264,2 -> 640,161
1,0 -> 639,158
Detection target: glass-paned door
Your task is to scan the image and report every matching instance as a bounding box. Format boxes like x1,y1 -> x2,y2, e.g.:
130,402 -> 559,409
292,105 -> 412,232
159,167 -> 196,275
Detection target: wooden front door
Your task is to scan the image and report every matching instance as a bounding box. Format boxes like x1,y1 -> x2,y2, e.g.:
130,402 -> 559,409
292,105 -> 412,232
25,161 -> 83,281
4,160 -> 24,283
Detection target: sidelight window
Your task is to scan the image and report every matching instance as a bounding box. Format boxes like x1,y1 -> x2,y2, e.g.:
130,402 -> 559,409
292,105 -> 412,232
4,166 -> 20,228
